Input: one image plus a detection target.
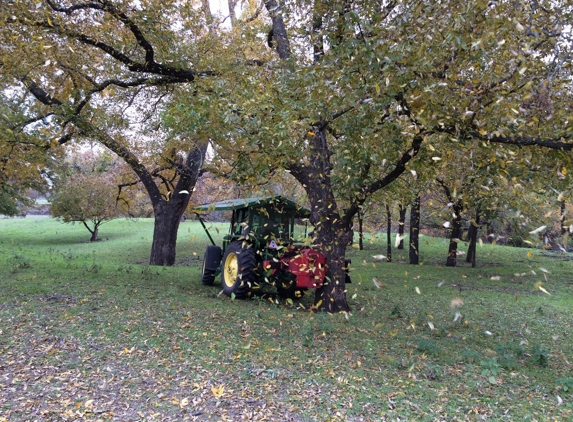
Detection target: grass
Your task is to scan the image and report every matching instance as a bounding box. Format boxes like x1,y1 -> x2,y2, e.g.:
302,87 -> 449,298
1,216 -> 573,421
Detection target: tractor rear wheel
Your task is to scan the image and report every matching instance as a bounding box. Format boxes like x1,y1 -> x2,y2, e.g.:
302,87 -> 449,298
201,245 -> 222,285
221,241 -> 256,299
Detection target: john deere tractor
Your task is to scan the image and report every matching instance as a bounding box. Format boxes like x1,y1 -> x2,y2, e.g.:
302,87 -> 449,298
194,196 -> 331,299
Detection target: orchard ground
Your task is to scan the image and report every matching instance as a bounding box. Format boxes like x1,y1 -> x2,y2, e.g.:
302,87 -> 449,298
1,217 -> 572,421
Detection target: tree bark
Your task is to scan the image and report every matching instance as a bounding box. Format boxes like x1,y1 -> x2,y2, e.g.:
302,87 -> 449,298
358,208 -> 364,251
289,130 -> 352,313
561,200 -> 566,236
386,203 -> 392,263
83,221 -> 99,242
466,207 -> 480,267
398,203 -> 406,250
148,146 -> 205,265
446,201 -> 463,267
409,196 -> 420,265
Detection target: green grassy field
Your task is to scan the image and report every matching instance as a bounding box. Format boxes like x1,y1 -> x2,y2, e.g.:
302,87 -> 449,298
1,216 -> 572,421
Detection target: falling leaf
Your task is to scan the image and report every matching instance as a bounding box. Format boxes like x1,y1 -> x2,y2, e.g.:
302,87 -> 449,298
372,277 -> 382,289
529,225 -> 547,234
515,21 -> 525,31
453,312 -> 462,322
427,321 -> 435,330
372,254 -> 387,261
450,297 -> 464,309
539,267 -> 550,274
490,276 -> 501,281
534,282 -> 551,295
443,221 -> 450,228
179,190 -> 190,195
438,281 -> 444,287
415,286 -> 421,294
527,251 -> 533,258
485,331 -> 493,336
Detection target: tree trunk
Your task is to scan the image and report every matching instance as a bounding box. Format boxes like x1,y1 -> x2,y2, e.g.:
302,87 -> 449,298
288,130 -> 352,313
466,207 -> 480,267
398,203 -> 406,250
83,221 -> 99,242
386,203 -> 392,263
409,196 -> 420,265
446,201 -> 463,267
149,200 -> 187,265
148,146 -> 205,266
358,209 -> 364,251
561,200 -> 566,236
90,227 -> 99,242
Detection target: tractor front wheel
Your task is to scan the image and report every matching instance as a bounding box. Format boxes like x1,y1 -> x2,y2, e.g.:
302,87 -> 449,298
221,241 -> 256,299
201,245 -> 222,285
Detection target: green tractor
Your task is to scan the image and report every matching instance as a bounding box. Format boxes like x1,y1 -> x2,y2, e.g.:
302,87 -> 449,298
194,196 -> 332,300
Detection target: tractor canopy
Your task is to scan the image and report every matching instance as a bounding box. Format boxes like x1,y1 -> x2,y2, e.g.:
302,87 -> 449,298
193,196 -> 310,217
193,196 -> 311,246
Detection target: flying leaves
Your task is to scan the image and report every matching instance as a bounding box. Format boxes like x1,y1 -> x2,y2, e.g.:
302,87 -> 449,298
529,225 -> 547,234
534,282 -> 551,295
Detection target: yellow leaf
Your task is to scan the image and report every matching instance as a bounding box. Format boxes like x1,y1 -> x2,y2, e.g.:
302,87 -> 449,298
315,300 -> 323,308
375,83 -> 381,94
527,251 -> 533,258
562,167 -> 568,176
180,397 -> 189,407
211,385 -> 225,398
415,287 -> 421,294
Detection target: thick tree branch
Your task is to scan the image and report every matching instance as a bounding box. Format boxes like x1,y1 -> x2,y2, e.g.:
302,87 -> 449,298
264,0 -> 292,61
23,79 -> 62,106
472,132 -> 573,151
345,134 -> 424,224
